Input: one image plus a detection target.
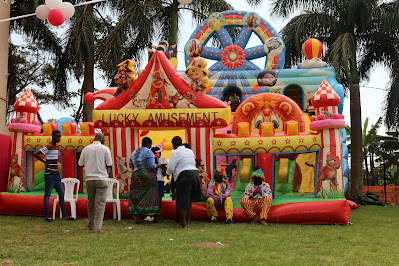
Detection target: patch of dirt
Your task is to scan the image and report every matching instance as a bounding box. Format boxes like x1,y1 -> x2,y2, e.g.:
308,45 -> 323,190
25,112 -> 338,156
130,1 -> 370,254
188,242 -> 228,248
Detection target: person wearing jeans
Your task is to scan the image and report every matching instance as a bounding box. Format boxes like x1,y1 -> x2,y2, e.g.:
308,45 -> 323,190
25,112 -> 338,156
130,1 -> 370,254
78,133 -> 113,233
34,130 -> 74,222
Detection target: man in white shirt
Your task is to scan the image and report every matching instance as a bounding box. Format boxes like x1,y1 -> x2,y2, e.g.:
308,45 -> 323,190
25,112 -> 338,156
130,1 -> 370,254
78,133 -> 113,233
166,136 -> 201,228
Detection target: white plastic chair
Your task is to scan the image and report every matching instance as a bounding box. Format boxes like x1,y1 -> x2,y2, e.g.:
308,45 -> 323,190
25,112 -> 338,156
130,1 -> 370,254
106,178 -> 121,221
53,178 -> 80,219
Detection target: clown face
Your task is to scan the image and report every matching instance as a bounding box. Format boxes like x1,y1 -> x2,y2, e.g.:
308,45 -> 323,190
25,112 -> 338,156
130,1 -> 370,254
250,107 -> 284,134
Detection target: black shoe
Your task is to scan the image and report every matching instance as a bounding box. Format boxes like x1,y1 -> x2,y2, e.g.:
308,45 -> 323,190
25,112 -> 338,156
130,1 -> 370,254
62,216 -> 75,221
45,217 -> 54,222
210,218 -> 217,223
226,219 -> 233,224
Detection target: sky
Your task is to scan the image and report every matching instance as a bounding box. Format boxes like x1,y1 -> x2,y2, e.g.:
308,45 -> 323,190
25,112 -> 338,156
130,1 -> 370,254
11,0 -> 390,135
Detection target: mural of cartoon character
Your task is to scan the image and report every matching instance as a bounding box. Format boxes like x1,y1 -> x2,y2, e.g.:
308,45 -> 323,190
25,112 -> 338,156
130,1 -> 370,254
114,59 -> 137,97
168,93 -> 184,108
129,90 -> 142,108
182,92 -> 197,108
150,88 -> 166,109
115,156 -> 130,198
185,39 -> 203,57
264,37 -> 284,57
185,57 -> 209,95
196,159 -> 211,200
232,93 -> 305,135
8,153 -> 25,193
207,12 -> 226,31
318,155 -> 341,187
148,40 -> 178,69
148,40 -> 176,58
243,12 -> 259,28
257,70 -> 278,87
304,91 -> 316,116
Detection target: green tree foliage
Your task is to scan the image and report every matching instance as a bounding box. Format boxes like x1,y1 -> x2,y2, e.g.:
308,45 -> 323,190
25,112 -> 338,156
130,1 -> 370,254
58,2 -> 112,122
101,0 -> 266,77
270,0 -> 399,196
7,43 -> 78,123
10,0 -> 68,103
347,117 -> 399,186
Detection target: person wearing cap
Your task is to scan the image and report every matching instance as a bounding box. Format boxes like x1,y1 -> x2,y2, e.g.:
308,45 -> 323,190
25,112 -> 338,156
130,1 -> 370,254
166,136 -> 201,228
240,167 -> 272,226
206,168 -> 233,224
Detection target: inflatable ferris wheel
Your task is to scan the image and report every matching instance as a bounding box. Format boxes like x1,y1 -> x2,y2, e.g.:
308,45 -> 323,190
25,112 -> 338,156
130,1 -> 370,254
184,10 -> 286,100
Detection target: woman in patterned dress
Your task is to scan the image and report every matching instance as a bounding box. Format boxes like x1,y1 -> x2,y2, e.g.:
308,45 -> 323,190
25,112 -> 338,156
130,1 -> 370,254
128,137 -> 165,224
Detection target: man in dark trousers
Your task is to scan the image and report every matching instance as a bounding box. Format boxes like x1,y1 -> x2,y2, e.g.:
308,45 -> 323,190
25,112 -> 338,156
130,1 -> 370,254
34,130 -> 74,222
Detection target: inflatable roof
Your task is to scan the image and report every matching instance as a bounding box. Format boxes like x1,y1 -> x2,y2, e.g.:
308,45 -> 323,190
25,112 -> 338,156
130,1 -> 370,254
95,51 -> 227,110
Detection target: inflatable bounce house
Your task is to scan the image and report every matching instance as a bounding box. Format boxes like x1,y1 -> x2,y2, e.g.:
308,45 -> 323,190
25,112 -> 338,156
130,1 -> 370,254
0,10 -> 351,224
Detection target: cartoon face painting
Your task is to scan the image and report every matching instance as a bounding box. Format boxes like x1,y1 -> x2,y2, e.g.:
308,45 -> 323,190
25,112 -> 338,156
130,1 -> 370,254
232,93 -> 306,135
257,70 -> 277,87
264,37 -> 284,57
207,12 -> 226,31
185,39 -> 203,57
242,12 -> 260,29
250,107 -> 285,134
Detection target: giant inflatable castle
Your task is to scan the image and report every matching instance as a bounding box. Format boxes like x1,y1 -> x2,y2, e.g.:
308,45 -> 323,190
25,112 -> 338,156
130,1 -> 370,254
0,10 -> 351,224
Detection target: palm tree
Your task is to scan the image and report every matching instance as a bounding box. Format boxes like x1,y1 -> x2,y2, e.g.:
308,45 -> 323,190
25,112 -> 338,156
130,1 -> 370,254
11,1 -> 115,122
270,0 -> 399,196
60,1 -> 112,122
102,0 -> 265,76
358,1 -> 399,131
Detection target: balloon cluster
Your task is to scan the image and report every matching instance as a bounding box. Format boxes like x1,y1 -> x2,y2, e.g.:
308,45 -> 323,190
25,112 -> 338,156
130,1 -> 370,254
35,0 -> 75,26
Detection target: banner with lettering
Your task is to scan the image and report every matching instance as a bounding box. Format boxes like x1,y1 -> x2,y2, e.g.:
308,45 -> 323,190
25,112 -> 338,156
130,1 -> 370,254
93,108 -> 231,129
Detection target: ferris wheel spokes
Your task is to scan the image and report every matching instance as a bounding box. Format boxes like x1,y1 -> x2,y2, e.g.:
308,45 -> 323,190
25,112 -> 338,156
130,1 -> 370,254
234,27 -> 252,48
214,27 -> 234,48
245,45 -> 267,60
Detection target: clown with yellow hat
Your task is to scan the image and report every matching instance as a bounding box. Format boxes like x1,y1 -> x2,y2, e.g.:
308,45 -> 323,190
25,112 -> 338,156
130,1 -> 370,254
241,166 -> 272,226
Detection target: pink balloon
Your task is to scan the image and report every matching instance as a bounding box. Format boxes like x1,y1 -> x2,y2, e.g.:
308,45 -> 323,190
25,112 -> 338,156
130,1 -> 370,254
47,9 -> 65,26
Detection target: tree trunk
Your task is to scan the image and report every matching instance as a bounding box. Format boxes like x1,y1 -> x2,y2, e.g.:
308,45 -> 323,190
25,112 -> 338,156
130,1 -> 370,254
82,56 -> 95,122
364,154 -> 369,187
350,84 -> 363,195
169,0 -> 179,46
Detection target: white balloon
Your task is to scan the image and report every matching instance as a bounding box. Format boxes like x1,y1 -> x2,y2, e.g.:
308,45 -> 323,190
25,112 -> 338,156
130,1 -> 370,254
177,0 -> 192,4
45,0 -> 63,10
60,2 -> 75,19
35,4 -> 50,20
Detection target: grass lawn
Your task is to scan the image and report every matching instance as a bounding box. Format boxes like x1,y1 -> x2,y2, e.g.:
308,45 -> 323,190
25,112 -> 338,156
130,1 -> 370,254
0,205 -> 398,265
